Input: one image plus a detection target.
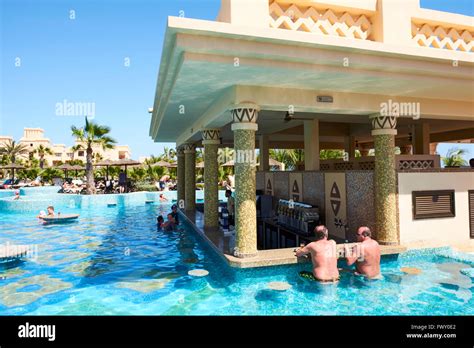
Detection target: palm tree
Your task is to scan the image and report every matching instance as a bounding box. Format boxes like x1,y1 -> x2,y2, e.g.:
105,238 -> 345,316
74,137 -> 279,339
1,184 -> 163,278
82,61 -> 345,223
442,148 -> 468,167
34,144 -> 53,169
319,149 -> 345,160
70,144 -> 83,161
161,147 -> 177,163
94,153 -> 103,163
0,140 -> 29,164
218,147 -> 234,164
71,118 -> 116,194
269,149 -> 306,170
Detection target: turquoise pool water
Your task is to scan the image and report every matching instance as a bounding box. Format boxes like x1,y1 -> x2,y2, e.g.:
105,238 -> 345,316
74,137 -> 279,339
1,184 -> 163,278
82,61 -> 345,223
0,188 -> 473,315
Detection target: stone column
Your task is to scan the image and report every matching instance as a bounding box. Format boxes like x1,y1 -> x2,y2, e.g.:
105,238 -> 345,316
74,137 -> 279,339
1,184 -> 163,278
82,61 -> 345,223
177,146 -> 185,206
183,143 -> 196,211
231,103 -> 259,258
202,129 -> 220,228
371,114 -> 398,245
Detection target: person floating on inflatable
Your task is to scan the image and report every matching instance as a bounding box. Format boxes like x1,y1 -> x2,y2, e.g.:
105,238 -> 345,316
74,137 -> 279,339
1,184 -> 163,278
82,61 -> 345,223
37,206 -> 55,219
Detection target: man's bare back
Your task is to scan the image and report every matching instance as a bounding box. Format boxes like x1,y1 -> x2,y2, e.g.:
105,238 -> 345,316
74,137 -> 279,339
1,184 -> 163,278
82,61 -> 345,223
297,239 -> 340,281
346,227 -> 381,279
355,239 -> 381,279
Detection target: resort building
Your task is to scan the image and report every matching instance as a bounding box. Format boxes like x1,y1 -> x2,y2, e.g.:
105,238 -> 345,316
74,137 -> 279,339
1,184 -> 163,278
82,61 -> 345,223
1,127 -> 131,166
149,0 -> 474,265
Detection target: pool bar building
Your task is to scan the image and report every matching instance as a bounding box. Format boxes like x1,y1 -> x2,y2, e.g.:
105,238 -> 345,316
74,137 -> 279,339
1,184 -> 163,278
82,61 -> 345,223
149,0 -> 474,266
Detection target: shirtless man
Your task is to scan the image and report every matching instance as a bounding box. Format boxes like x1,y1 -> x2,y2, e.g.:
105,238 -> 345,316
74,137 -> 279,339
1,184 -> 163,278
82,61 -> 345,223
37,206 -> 55,219
295,225 -> 340,282
345,226 -> 381,279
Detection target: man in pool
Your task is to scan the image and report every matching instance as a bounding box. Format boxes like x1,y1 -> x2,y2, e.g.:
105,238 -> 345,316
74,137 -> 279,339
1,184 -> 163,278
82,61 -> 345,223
37,206 -> 55,219
157,215 -> 164,229
162,213 -> 176,231
170,204 -> 179,225
295,225 -> 340,283
344,226 -> 381,279
225,190 -> 234,227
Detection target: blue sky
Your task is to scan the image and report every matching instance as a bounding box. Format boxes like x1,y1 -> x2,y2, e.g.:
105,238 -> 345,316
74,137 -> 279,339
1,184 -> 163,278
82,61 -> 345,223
0,0 -> 473,161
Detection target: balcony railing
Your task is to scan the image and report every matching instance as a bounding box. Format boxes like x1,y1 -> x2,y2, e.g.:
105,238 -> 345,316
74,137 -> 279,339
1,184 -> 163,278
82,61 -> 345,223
319,155 -> 441,171
269,0 -> 374,41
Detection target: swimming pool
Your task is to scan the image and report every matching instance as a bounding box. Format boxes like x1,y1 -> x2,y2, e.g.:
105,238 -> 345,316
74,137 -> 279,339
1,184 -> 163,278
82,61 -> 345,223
0,188 -> 473,315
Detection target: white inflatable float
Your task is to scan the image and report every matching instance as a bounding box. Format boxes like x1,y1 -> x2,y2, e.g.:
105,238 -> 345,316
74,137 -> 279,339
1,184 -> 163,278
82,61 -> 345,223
41,214 -> 80,224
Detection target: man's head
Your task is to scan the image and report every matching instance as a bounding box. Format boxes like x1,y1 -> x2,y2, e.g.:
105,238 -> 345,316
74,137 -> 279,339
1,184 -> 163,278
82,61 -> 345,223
157,215 -> 164,223
356,226 -> 371,241
225,190 -> 232,197
470,158 -> 474,168
47,206 -> 54,214
167,213 -> 174,222
171,204 -> 177,212
314,225 -> 329,240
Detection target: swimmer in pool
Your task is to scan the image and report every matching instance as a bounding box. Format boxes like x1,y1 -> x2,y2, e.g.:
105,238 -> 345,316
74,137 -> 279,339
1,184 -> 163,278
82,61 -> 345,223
37,206 -> 55,219
157,215 -> 164,229
162,213 -> 176,232
295,225 -> 340,283
344,226 -> 381,280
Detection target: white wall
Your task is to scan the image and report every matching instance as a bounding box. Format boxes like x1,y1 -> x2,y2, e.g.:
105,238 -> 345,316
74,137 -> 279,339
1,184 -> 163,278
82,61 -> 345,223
398,172 -> 474,244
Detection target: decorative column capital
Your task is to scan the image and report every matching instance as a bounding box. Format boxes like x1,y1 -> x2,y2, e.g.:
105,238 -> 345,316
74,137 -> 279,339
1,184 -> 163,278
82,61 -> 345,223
176,146 -> 185,156
230,102 -> 259,132
201,129 -> 221,145
182,143 -> 196,154
370,114 -> 397,136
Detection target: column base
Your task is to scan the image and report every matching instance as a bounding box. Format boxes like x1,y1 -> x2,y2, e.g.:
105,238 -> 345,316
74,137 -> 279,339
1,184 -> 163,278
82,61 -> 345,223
233,250 -> 258,259
378,240 -> 399,246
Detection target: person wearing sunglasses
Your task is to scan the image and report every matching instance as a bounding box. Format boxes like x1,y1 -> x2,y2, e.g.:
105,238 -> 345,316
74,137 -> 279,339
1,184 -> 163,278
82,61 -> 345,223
345,226 -> 381,279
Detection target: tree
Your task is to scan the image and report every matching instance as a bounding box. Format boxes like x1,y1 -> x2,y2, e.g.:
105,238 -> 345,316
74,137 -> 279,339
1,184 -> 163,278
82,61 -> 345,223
161,147 -> 176,163
70,144 -> 83,161
40,167 -> 63,184
94,153 -> 103,163
34,144 -> 53,169
442,148 -> 468,167
71,118 -> 116,194
0,140 -> 29,164
319,149 -> 345,160
269,149 -> 305,171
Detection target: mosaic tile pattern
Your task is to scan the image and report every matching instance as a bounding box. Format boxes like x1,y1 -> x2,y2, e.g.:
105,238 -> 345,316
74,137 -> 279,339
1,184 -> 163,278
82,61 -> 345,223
115,278 -> 172,293
203,143 -> 219,228
302,171 -> 324,214
346,171 -> 375,236
1,275 -> 72,307
273,172 -> 289,200
184,149 -> 196,211
374,134 -> 398,245
256,172 -> 265,191
234,128 -> 257,258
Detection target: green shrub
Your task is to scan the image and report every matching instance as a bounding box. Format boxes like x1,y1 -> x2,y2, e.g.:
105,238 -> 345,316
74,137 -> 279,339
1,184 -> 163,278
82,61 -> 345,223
134,181 -> 157,192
